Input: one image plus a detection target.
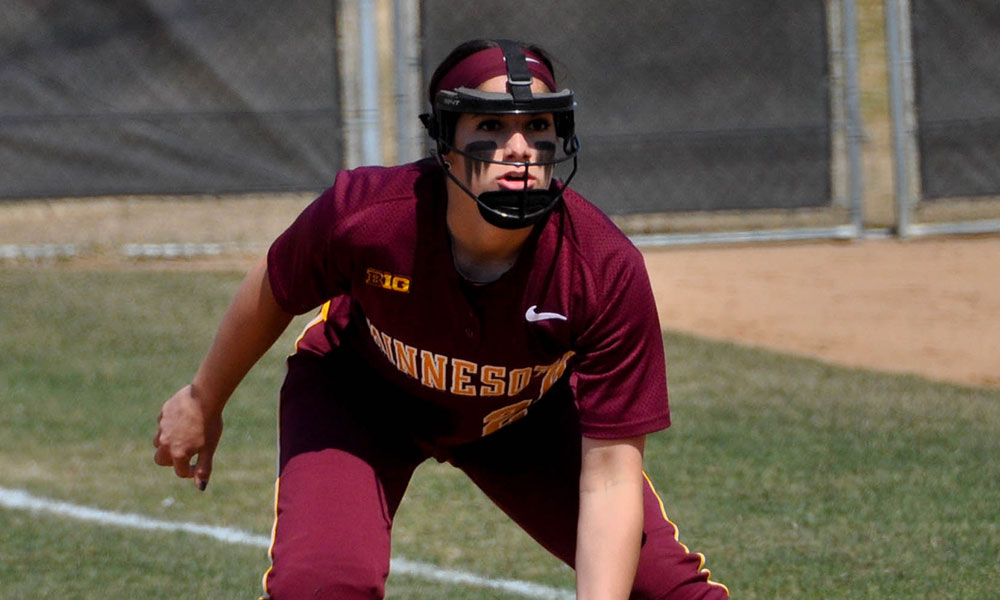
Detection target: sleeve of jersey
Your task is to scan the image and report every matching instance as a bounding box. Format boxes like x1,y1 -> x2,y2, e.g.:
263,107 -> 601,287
266,176 -> 353,316
573,252 -> 670,439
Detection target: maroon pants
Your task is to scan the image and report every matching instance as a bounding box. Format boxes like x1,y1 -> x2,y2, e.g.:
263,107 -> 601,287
261,353 -> 728,599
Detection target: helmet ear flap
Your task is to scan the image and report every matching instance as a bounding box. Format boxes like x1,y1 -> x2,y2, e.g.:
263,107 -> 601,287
419,112 -> 439,139
419,111 -> 448,154
420,110 -> 458,154
554,111 -> 574,141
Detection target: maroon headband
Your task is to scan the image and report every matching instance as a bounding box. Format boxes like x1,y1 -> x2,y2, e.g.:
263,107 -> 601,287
433,46 -> 557,96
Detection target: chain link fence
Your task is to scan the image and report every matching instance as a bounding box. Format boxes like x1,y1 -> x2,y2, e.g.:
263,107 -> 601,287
910,0 -> 1000,200
884,0 -> 1000,237
420,0 -> 848,234
3,1 -> 897,244
10,1 -> 1000,242
1,0 -> 341,199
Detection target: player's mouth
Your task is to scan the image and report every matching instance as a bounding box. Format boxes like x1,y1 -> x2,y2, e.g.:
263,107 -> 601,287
496,169 -> 536,190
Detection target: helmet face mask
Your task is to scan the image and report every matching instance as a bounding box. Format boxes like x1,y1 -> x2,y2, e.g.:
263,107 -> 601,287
420,41 -> 580,230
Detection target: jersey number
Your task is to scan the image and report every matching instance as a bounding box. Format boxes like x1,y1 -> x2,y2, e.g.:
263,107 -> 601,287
481,399 -> 532,436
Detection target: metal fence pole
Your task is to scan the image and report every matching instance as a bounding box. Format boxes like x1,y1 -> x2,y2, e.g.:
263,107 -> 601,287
885,0 -> 914,238
358,0 -> 383,166
337,1 -> 361,168
827,0 -> 848,211
393,0 -> 423,164
338,0 -> 385,169
842,0 -> 865,237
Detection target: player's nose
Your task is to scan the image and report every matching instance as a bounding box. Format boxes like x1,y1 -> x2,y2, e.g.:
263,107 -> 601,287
503,130 -> 531,160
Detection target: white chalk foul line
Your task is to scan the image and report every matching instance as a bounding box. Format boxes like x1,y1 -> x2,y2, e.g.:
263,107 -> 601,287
0,486 -> 573,600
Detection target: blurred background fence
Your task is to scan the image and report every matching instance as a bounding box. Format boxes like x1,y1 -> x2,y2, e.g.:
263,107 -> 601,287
886,0 -> 1000,237
1,0 -> 999,248
0,1 -> 342,198
419,0 -> 863,244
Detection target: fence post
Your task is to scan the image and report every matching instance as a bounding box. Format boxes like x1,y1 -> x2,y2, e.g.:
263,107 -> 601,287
842,0 -> 865,237
337,0 -> 383,168
337,1 -> 360,168
885,0 -> 917,238
393,0 -> 423,164
358,0 -> 383,166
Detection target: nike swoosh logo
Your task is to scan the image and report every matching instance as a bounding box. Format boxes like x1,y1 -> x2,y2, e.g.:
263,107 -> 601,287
525,305 -> 567,322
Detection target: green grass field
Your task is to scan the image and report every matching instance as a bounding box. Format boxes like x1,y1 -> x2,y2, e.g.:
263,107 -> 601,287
2,267 -> 999,599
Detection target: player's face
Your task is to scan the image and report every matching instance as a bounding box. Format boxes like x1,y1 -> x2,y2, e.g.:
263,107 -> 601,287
449,75 -> 558,198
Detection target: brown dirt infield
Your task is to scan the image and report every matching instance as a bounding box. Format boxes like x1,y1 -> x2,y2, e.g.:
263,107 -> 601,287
2,198 -> 997,389
643,236 -> 1000,389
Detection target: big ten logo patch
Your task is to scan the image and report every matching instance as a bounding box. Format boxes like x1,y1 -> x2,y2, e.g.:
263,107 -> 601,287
366,268 -> 411,293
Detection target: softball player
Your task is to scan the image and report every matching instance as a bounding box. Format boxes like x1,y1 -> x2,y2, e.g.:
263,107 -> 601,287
154,39 -> 729,599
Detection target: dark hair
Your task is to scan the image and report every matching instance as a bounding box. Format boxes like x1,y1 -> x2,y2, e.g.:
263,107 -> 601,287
426,39 -> 557,104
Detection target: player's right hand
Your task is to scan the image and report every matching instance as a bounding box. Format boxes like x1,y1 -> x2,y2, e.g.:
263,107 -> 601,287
153,384 -> 224,491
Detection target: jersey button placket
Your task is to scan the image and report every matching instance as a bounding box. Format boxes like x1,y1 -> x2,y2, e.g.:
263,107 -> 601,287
465,309 -> 479,340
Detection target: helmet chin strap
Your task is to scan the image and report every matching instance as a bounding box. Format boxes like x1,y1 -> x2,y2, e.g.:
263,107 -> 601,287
434,139 -> 579,230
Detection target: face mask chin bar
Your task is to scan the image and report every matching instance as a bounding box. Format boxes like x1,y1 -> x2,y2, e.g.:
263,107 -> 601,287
434,141 -> 579,230
425,87 -> 581,230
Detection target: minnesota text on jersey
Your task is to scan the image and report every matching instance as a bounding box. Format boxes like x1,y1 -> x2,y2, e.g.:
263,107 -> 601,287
366,316 -> 574,400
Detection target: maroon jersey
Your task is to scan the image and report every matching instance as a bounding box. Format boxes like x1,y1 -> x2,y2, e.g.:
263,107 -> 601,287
268,158 -> 669,447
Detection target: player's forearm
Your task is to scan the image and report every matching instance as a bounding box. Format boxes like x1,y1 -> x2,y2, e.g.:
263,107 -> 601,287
190,258 -> 293,414
575,436 -> 646,600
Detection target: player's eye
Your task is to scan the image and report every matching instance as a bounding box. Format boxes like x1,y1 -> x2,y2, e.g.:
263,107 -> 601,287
476,119 -> 502,132
526,117 -> 552,132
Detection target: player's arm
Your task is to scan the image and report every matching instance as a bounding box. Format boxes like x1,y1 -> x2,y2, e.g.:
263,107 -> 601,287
575,434 -> 646,600
153,257 -> 294,489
